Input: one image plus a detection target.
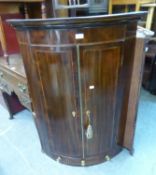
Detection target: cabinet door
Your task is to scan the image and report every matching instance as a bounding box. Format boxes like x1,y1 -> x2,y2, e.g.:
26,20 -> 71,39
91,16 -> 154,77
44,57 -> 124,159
31,46 -> 82,158
80,43 -> 123,158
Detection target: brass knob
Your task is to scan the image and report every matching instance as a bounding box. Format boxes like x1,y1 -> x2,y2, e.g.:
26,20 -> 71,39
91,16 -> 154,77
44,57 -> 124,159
21,98 -> 31,104
18,83 -> 27,93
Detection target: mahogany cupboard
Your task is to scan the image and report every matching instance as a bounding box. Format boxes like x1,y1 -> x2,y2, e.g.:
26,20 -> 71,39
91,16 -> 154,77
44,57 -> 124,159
8,12 -> 146,166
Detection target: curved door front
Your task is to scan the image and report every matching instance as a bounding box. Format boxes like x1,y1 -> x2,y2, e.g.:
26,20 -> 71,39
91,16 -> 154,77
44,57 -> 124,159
80,43 -> 123,160
31,46 -> 83,161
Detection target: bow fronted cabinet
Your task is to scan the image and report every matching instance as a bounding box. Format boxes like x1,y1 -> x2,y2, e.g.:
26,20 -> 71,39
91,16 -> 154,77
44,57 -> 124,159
8,12 -> 146,166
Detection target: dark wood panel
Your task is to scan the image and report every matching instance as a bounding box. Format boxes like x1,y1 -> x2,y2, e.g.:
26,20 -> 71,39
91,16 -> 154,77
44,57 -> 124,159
19,43 -> 53,156
31,46 -> 82,158
116,23 -> 138,152
123,37 -> 145,153
80,43 -> 123,157
29,26 -> 126,45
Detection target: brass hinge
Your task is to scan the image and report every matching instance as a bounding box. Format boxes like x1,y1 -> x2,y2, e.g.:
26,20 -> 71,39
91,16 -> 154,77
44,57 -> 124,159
105,155 -> 111,161
81,160 -> 85,166
56,156 -> 61,162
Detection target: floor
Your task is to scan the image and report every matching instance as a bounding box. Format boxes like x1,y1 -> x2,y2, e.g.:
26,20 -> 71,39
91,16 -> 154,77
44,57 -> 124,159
0,89 -> 156,175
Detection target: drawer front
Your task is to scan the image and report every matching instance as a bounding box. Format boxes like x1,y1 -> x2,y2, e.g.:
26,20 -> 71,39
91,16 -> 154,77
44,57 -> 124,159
0,67 -> 29,95
29,25 -> 126,45
0,67 -> 31,110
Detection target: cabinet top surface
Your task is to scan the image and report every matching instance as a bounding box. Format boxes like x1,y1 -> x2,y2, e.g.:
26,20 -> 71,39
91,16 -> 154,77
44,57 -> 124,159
8,12 -> 147,30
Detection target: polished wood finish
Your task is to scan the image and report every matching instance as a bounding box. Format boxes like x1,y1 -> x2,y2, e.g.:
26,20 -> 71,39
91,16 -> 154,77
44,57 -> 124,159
80,43 -> 122,159
9,12 -> 146,166
123,35 -> 146,153
0,16 -> 8,62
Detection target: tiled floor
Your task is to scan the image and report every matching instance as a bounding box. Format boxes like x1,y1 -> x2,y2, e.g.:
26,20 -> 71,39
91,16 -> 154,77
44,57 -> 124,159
0,89 -> 156,175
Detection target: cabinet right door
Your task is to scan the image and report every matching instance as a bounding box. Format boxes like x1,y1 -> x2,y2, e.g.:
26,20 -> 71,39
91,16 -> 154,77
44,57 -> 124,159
80,43 -> 123,159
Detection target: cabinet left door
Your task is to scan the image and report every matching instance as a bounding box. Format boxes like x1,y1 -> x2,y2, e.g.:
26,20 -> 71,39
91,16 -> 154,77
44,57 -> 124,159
30,46 -> 83,160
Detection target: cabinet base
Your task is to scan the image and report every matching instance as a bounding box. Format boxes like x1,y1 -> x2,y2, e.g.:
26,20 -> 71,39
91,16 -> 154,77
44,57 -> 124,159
42,146 -> 122,166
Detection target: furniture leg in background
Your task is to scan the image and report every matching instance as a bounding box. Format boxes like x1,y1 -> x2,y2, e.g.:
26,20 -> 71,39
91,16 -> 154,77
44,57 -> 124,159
1,92 -> 25,119
0,16 -> 9,64
143,43 -> 156,94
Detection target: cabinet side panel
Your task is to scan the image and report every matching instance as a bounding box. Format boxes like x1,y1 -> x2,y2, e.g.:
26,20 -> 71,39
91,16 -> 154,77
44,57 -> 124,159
123,37 -> 145,152
17,35 -> 52,156
116,23 -> 139,152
